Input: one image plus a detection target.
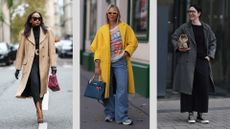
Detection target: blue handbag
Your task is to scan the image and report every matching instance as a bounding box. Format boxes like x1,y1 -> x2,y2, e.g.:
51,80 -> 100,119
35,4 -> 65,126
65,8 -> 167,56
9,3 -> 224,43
84,74 -> 105,104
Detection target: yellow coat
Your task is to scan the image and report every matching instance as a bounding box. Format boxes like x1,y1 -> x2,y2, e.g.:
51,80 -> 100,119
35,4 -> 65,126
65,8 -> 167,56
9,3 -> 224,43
90,22 -> 138,98
15,27 -> 57,98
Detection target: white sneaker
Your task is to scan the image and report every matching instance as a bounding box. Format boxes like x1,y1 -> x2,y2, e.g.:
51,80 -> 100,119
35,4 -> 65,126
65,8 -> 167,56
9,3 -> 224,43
197,113 -> 209,124
187,114 -> 196,124
105,116 -> 113,122
196,117 -> 209,124
121,119 -> 133,125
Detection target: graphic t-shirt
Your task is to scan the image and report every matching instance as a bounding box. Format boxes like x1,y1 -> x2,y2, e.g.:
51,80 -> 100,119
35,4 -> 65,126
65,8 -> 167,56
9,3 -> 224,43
110,26 -> 124,62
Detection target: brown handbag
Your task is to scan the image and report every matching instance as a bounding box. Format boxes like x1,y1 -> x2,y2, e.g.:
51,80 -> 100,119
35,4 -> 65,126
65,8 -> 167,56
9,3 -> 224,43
48,74 -> 60,91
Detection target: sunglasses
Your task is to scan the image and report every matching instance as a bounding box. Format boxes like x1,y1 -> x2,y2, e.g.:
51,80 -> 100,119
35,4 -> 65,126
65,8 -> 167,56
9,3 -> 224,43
32,17 -> 41,21
187,10 -> 196,13
108,12 -> 118,15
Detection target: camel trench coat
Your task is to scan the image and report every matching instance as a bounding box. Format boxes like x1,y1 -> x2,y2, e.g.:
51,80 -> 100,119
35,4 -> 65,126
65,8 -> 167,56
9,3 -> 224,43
90,22 -> 138,99
15,27 -> 57,98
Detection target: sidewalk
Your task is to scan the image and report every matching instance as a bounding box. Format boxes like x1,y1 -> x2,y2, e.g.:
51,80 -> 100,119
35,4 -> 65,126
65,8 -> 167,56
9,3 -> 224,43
80,66 -> 149,129
158,93 -> 230,129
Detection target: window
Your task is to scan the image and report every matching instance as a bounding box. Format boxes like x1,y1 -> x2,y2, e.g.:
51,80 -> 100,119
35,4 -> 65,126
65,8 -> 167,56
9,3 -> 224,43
89,0 -> 97,40
129,0 -> 149,42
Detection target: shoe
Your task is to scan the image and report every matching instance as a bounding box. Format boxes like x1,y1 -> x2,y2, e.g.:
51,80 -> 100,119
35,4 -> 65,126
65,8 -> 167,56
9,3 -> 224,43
37,110 -> 43,123
120,119 -> 133,125
36,102 -> 43,123
187,112 -> 195,124
105,116 -> 113,122
196,113 -> 209,124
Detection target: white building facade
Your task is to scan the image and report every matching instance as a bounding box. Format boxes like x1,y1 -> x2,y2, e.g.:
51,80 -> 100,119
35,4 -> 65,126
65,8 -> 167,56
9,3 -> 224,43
0,0 -> 10,43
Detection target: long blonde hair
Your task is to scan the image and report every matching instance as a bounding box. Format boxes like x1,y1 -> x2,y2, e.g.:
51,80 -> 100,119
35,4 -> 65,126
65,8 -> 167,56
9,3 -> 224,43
105,4 -> 121,24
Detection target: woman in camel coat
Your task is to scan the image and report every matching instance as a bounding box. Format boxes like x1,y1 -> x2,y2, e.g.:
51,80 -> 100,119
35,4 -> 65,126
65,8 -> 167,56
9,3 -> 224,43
15,11 -> 57,123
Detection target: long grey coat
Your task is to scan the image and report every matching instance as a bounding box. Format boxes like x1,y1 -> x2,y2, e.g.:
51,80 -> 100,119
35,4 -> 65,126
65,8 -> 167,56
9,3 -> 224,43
171,22 -> 216,95
15,27 -> 57,98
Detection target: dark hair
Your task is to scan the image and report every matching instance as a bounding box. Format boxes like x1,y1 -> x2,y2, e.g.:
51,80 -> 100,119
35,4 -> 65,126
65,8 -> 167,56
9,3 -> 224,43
23,11 -> 48,38
189,4 -> 202,13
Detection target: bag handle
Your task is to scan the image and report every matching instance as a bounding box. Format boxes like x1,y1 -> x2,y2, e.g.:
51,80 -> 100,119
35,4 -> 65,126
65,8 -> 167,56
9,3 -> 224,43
89,74 -> 102,83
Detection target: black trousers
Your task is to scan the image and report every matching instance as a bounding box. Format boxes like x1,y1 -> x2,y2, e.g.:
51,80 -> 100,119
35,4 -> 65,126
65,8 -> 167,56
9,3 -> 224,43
180,58 -> 210,113
21,56 -> 41,104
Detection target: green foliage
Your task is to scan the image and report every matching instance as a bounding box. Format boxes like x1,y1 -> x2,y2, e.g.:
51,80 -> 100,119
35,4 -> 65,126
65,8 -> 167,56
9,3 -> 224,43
7,0 -> 13,8
10,0 -> 47,43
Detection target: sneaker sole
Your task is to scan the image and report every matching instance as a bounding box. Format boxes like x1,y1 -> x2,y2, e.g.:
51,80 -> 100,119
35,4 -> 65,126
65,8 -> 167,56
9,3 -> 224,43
187,120 -> 196,124
196,120 -> 209,124
122,122 -> 133,125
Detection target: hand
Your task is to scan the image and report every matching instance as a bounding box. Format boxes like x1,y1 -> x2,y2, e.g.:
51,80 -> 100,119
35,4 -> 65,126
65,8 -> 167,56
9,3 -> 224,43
94,60 -> 101,75
95,66 -> 101,76
205,56 -> 210,61
15,70 -> 20,79
178,47 -> 191,52
123,51 -> 130,57
51,66 -> 57,74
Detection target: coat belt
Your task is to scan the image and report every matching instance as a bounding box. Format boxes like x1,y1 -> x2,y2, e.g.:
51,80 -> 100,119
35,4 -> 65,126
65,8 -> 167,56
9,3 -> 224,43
35,49 -> 39,55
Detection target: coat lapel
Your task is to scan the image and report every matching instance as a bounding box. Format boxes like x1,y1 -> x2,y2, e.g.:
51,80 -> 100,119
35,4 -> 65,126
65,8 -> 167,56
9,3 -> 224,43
118,22 -> 126,48
185,24 -> 196,45
27,27 -> 47,45
202,23 -> 209,47
27,29 -> 35,45
39,27 -> 47,44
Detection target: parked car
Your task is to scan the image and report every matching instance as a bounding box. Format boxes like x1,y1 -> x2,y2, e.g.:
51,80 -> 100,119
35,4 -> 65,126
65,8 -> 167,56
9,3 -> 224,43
55,39 -> 73,58
0,42 -> 16,65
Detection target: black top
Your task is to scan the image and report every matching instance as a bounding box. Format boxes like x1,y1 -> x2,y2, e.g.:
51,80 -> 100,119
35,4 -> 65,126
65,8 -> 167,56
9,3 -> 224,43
192,24 -> 207,59
33,26 -> 40,49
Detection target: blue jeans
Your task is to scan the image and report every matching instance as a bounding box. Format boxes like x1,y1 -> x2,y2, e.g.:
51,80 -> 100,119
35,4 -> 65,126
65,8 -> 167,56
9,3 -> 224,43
104,57 -> 128,122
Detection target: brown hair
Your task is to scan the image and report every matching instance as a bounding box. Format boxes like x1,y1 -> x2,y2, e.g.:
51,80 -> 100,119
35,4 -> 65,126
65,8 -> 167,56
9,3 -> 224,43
105,4 -> 121,24
23,11 -> 47,37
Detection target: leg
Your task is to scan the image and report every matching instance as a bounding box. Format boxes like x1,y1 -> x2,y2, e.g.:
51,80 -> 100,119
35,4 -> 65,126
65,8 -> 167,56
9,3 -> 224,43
104,68 -> 115,121
30,62 -> 41,105
112,58 -> 129,122
35,101 -> 43,123
193,59 -> 209,113
30,62 -> 43,123
180,93 -> 194,113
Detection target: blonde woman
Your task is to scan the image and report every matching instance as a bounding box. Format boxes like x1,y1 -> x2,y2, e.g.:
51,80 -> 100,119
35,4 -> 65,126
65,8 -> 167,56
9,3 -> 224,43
90,4 -> 138,125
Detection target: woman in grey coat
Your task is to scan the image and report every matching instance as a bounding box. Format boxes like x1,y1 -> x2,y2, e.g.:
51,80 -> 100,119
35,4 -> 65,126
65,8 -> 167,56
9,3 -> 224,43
171,4 -> 216,124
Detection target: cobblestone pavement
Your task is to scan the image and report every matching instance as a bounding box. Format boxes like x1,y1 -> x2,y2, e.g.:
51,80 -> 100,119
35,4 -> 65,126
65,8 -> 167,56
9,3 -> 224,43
158,97 -> 230,129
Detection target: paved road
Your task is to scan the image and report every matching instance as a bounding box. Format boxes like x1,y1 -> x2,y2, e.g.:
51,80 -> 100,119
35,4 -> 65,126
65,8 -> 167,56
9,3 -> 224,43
158,97 -> 230,129
80,67 -> 149,129
0,57 -> 72,129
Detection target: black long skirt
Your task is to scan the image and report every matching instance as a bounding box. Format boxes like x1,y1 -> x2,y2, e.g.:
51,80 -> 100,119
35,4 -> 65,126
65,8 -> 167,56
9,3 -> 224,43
21,56 -> 41,104
180,58 -> 210,113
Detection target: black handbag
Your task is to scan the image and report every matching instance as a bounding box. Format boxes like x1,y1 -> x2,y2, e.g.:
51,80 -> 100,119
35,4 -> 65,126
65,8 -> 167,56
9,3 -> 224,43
84,74 -> 105,104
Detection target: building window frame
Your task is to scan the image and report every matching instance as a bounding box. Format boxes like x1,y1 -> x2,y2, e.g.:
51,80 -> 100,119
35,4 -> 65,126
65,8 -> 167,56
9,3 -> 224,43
88,0 -> 97,40
128,0 -> 149,43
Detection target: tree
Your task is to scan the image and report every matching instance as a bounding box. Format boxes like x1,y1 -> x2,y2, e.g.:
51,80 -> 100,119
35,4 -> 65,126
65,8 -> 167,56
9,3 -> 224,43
10,0 -> 47,43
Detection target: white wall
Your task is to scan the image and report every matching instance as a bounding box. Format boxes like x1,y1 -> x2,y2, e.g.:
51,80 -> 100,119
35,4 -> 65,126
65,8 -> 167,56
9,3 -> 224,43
64,0 -> 72,36
45,0 -> 55,29
0,2 -> 10,43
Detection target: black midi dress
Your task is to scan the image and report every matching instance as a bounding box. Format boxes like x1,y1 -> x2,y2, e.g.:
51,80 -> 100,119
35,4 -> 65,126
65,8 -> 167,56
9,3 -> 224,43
21,26 -> 41,104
